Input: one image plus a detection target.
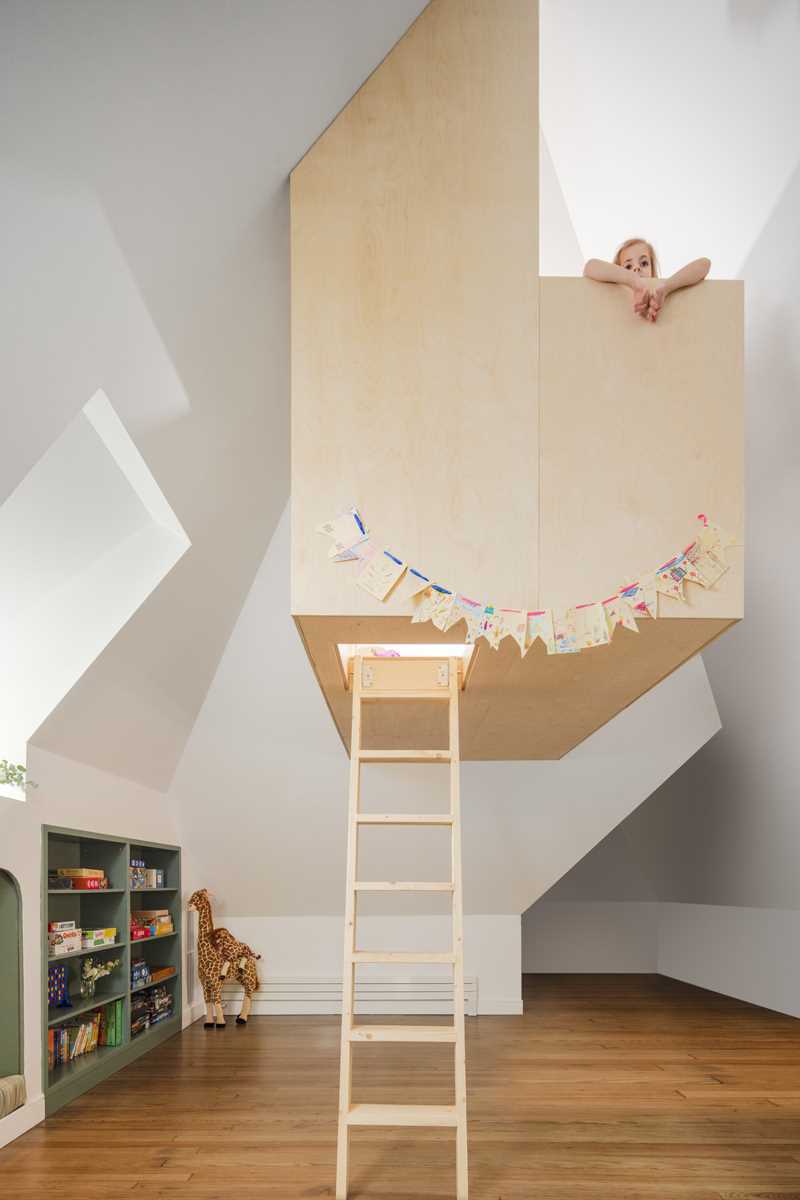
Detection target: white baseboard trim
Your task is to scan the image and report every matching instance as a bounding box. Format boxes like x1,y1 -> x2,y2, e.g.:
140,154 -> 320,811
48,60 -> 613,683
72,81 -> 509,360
0,1094 -> 45,1149
220,975 -> 481,1016
182,1000 -> 206,1028
476,995 -> 523,1015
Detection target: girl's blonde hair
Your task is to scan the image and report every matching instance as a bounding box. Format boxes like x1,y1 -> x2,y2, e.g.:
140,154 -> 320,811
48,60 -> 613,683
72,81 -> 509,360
614,237 -> 659,278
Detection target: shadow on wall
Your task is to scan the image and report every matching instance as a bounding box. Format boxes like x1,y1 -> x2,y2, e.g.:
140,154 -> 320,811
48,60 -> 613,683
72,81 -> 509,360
0,870 -> 23,1097
625,158 -> 800,909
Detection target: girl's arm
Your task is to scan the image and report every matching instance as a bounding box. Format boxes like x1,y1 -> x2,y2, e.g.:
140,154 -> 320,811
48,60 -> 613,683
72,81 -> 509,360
583,259 -> 640,286
660,257 -> 711,296
647,258 -> 711,322
583,258 -> 653,317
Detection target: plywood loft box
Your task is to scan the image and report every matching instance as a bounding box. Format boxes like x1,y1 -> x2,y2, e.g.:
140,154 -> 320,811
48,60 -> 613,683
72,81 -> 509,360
290,0 -> 743,760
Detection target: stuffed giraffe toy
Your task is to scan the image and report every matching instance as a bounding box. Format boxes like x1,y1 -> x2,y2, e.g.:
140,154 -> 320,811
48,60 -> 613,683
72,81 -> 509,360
188,888 -> 261,1027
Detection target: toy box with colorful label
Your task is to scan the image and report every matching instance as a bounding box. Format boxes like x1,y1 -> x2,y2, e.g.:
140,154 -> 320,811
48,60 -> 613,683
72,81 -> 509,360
48,928 -> 82,956
81,927 -> 117,949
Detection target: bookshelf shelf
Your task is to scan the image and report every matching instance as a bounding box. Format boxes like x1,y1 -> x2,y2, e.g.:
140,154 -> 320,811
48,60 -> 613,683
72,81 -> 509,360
48,888 -> 126,894
48,1042 -> 125,1092
48,988 -> 128,1027
43,826 -> 181,1115
130,1013 -> 180,1044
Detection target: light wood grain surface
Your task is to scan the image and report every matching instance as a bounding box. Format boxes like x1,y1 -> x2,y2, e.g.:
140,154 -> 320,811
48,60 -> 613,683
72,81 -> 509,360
3,975 -> 799,1198
538,278 -> 744,614
297,614 -> 736,760
289,0 -> 743,761
291,0 -> 540,615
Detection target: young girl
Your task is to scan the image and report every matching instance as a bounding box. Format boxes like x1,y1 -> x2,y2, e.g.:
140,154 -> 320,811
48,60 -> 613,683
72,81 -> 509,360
583,239 -> 710,323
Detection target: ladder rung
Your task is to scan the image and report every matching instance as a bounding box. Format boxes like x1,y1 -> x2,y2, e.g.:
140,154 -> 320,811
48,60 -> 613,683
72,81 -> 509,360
359,749 -> 451,763
361,690 -> 450,700
354,881 -> 454,892
347,1103 -> 459,1127
356,813 -> 454,825
351,951 -> 456,964
350,1024 -> 456,1043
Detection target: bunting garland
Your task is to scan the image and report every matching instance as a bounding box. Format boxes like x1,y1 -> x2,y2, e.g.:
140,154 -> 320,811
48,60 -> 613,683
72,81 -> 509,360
316,509 -> 738,657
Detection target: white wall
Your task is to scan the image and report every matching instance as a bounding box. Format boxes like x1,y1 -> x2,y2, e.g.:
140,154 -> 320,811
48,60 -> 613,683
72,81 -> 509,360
522,817 -> 659,972
523,903 -> 658,973
530,0 -> 800,1021
594,134 -> 800,1011
1,2 -> 428,790
0,746 -> 178,1148
539,129 -> 584,275
200,915 -> 522,1017
1,393 -> 189,795
658,905 -> 800,1019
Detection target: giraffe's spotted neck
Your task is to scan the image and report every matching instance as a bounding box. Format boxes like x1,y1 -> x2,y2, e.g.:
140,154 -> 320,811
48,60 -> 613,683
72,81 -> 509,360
196,896 -> 215,943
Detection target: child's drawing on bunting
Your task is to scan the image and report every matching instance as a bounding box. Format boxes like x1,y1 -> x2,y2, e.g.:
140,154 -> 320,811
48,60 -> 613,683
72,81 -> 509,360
656,557 -> 686,601
431,591 -> 460,632
552,607 -> 579,654
525,610 -> 556,655
686,540 -> 728,587
411,586 -> 444,624
357,550 -> 407,601
393,567 -> 432,605
318,508 -> 736,658
454,595 -> 484,644
574,602 -> 611,649
624,572 -> 657,619
318,507 -> 369,561
479,606 -> 503,649
500,609 -> 528,654
603,594 -> 639,636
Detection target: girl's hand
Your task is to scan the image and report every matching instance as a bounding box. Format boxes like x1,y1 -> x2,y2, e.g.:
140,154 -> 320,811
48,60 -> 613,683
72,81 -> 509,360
646,282 -> 668,322
630,277 -> 652,319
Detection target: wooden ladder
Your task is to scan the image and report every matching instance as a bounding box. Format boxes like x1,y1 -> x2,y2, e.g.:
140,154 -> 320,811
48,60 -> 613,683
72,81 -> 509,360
335,654 -> 468,1199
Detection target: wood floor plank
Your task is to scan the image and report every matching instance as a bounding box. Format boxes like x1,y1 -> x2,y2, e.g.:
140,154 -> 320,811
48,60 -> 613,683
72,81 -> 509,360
1,975 -> 799,1198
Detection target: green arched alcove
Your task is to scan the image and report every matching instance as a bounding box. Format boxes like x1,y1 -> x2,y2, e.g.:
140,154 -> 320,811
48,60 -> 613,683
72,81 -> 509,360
0,869 -> 22,1078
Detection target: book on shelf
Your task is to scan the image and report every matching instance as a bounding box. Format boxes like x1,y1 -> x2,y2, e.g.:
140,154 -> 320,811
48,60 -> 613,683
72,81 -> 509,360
131,984 -> 173,1037
56,868 -> 105,879
131,957 -> 152,987
97,998 -> 124,1050
129,865 -> 166,889
48,1008 -> 104,1068
47,998 -> 129,1069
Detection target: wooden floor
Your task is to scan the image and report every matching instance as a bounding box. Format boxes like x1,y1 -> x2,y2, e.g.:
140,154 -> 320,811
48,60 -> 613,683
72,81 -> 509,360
3,975 -> 800,1199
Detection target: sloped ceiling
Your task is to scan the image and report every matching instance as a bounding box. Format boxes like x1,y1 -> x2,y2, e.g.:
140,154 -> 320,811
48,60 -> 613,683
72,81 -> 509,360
6,1 -> 798,793
0,0 -> 427,789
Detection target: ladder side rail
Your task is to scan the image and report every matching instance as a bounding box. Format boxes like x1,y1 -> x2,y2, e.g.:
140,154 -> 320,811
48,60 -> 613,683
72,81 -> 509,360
336,656 -> 363,1198
449,663 -> 469,1199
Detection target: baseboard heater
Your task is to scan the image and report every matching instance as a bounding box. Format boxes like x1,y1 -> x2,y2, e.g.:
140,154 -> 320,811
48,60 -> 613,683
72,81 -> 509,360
221,975 -> 478,1016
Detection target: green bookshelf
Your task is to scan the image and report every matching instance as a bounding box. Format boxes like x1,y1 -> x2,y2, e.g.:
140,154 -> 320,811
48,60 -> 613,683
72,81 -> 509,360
43,826 -> 182,1115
